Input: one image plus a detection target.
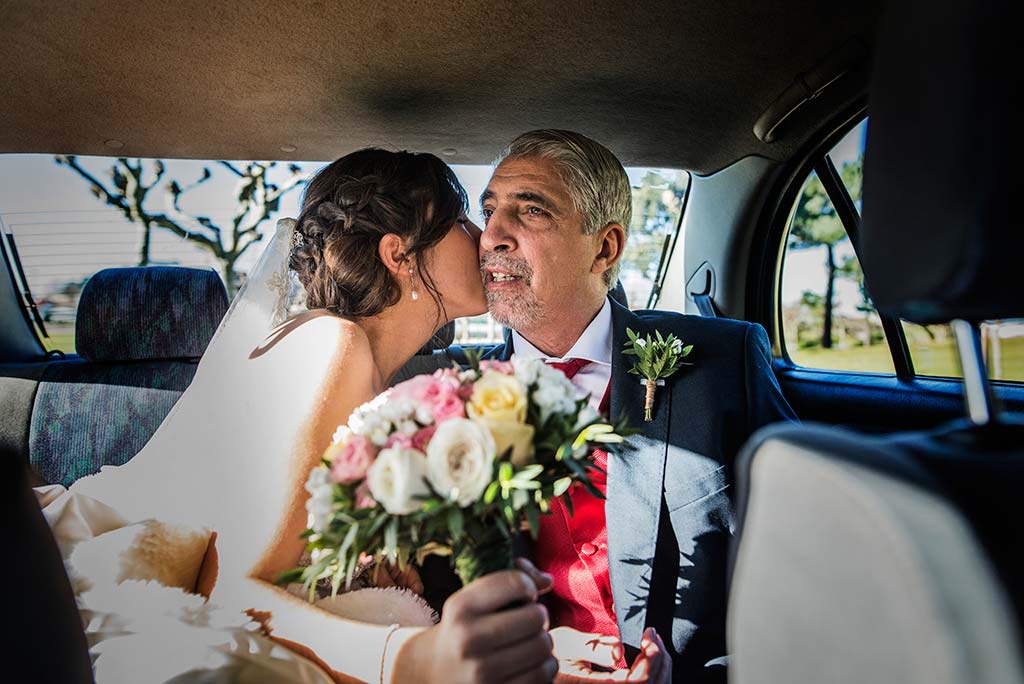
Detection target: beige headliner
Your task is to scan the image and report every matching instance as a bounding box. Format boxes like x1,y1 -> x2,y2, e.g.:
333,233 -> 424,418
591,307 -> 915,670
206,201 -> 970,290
0,1 -> 880,173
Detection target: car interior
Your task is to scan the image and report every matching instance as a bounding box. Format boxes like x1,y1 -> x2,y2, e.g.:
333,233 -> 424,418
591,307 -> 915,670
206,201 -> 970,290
1,0 -> 1020,682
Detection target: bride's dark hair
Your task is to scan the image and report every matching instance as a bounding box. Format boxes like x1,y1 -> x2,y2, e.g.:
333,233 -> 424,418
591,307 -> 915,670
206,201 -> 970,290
289,149 -> 468,319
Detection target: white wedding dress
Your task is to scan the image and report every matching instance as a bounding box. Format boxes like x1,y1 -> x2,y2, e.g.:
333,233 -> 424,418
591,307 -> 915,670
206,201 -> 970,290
37,219 -> 434,684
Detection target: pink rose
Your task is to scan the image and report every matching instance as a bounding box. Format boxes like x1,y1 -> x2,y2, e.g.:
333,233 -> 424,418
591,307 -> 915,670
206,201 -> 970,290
391,374 -> 466,423
383,432 -> 414,450
411,425 -> 437,452
329,434 -> 376,484
480,360 -> 514,375
354,482 -> 376,509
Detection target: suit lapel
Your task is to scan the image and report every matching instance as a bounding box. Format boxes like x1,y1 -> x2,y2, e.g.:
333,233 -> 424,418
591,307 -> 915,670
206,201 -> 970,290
606,301 -> 671,648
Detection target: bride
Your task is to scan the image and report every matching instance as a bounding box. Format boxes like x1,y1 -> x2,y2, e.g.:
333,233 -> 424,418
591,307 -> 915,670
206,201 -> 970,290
43,149 -> 558,683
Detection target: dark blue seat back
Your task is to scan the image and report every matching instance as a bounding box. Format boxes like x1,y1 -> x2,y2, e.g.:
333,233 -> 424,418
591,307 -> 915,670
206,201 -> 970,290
29,267 -> 227,486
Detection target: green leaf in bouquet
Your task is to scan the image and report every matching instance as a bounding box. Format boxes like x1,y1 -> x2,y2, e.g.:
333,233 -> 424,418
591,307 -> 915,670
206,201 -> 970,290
367,511 -> 389,538
274,567 -> 305,586
502,500 -> 516,527
513,464 -> 544,481
498,461 -> 514,484
463,347 -> 483,373
447,507 -> 465,541
525,503 -> 540,540
555,443 -> 572,462
579,477 -> 605,501
563,493 -> 575,517
344,550 -> 360,591
483,480 -> 500,505
337,523 -> 359,568
397,545 -> 410,571
553,477 -> 573,497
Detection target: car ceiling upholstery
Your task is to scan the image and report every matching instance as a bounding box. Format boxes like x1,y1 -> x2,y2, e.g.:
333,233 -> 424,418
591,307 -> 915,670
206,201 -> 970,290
0,1 -> 882,173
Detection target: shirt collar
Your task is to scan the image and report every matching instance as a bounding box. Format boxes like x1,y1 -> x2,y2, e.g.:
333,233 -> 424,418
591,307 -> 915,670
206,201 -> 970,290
510,297 -> 613,366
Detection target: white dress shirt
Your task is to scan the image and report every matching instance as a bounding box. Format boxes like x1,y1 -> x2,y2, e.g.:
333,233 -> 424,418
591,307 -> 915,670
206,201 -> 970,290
511,298 -> 613,410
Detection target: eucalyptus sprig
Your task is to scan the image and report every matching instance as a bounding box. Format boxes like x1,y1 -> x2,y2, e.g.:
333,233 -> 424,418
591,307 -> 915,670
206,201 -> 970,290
622,327 -> 693,421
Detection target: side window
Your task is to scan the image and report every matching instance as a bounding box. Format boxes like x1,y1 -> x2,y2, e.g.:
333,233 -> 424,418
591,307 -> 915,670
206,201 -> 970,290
780,120 -> 893,373
1,154 -> 313,355
903,321 -> 1024,381
777,118 -> 1024,384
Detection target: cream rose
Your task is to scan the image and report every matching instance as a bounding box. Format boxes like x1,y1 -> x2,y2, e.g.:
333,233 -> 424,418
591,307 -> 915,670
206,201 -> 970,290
480,419 -> 536,467
425,418 -> 496,507
467,370 -> 528,423
365,447 -> 430,515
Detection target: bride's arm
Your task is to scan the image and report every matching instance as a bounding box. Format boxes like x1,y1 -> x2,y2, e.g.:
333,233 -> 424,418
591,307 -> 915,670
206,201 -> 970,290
215,566 -> 554,684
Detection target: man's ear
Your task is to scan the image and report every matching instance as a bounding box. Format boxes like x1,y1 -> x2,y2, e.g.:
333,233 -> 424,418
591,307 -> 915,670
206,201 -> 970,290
378,234 -> 411,275
592,223 -> 625,277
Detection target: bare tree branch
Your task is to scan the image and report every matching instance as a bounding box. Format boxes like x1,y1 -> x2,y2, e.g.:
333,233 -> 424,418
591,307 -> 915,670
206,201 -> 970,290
55,155 -> 130,217
218,161 -> 245,177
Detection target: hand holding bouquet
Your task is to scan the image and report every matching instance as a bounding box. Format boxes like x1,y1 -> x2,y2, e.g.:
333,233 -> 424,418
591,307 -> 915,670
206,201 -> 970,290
280,355 -> 631,597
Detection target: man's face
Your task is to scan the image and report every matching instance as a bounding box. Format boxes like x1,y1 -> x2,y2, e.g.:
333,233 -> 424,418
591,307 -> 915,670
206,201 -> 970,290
479,156 -> 606,333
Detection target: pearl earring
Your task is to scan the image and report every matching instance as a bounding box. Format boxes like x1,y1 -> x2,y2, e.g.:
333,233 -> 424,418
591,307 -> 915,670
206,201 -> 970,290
409,266 -> 419,301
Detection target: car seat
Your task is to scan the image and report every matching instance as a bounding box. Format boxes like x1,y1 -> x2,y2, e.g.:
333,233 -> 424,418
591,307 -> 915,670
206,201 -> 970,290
726,1 -> 1024,682
28,266 -> 228,486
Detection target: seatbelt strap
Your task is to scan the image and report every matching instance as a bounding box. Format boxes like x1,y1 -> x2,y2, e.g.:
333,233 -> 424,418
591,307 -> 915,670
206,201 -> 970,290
693,292 -> 720,318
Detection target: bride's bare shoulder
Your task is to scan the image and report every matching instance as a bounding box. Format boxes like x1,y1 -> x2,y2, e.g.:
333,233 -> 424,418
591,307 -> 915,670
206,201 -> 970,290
248,309 -> 373,377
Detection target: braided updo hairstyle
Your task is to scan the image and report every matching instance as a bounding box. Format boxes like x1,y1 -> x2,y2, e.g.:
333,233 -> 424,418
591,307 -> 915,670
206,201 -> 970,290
289,149 -> 468,319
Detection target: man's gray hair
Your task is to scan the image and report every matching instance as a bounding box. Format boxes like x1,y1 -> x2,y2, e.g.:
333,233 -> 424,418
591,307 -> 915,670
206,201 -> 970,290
495,129 -> 631,288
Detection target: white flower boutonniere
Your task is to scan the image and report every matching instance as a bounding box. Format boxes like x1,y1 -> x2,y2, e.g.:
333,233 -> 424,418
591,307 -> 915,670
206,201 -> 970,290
623,327 -> 694,421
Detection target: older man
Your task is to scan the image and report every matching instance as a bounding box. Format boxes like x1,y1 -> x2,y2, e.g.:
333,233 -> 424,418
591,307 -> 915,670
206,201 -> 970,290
479,130 -> 797,683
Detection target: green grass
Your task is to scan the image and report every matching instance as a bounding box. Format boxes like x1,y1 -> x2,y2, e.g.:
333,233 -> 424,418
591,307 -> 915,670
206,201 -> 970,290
790,336 -> 1024,381
41,322 -> 75,355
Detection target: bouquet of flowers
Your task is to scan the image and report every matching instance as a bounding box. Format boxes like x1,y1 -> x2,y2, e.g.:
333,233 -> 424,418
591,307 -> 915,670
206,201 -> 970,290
279,355 -> 631,597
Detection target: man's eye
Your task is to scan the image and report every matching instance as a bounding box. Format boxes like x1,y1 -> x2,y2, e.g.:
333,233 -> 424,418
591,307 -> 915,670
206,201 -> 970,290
481,208 -> 493,223
526,206 -> 546,216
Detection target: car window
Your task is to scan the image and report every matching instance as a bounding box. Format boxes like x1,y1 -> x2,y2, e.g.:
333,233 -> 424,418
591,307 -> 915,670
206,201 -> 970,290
904,321 -> 1024,381
777,118 -> 1024,384
779,120 -> 894,373
1,155 -> 688,353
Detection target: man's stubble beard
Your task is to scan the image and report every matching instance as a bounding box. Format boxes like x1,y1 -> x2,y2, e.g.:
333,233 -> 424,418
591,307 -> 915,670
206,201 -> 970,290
481,251 -> 544,331
486,288 -> 544,331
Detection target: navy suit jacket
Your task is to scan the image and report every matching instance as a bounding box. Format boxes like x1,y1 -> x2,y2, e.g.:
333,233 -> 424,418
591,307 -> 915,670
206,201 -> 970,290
487,298 -> 797,682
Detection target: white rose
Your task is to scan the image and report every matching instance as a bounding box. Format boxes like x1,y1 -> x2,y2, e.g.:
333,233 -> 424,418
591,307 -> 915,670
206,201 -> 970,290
304,466 -> 335,532
415,404 -> 435,425
533,382 -> 576,422
366,447 -> 430,515
426,418 -> 496,507
512,357 -> 543,386
332,424 -> 352,445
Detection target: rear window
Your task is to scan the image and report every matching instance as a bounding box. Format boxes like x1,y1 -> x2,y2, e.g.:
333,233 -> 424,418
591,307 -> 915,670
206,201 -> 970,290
1,155 -> 687,353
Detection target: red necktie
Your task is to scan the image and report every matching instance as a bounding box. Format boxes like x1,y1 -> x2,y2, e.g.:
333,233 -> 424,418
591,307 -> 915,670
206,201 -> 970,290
546,357 -> 591,380
546,358 -> 611,415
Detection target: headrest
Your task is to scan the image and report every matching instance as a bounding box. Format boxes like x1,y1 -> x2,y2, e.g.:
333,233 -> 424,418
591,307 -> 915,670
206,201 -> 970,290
860,0 -> 1022,324
417,321 -> 455,354
76,267 -> 229,362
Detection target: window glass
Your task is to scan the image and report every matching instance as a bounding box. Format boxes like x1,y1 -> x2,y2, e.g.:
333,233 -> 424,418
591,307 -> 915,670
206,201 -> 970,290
904,320 -> 1024,381
779,119 -> 894,373
1,155 -> 689,353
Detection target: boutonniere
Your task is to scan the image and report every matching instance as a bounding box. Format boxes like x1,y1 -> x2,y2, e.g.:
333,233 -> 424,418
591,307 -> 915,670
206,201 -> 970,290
623,328 -> 693,421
